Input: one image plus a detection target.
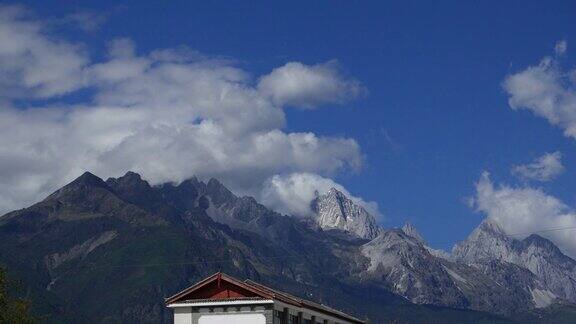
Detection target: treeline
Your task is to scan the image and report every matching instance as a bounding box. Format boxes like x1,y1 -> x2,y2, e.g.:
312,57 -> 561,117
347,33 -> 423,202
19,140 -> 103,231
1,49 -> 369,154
0,266 -> 34,324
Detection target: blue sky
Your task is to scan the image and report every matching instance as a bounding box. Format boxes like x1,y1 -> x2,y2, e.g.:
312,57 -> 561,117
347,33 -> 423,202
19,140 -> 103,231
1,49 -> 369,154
3,1 -> 576,251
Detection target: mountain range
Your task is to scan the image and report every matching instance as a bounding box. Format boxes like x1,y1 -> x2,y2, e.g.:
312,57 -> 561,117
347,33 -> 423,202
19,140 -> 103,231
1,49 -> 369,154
1,171 -> 575,323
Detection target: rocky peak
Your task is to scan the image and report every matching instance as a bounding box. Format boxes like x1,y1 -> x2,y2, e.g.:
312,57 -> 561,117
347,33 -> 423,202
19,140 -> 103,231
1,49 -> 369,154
105,172 -> 162,209
453,218 -> 576,304
523,234 -> 563,254
452,219 -> 512,263
361,228 -> 469,307
310,187 -> 381,240
119,171 -> 143,181
47,171 -> 111,202
364,228 -> 419,250
67,171 -> 108,189
178,176 -> 206,193
155,177 -> 205,213
16,171 -> 166,226
206,178 -> 236,206
401,223 -> 424,243
464,218 -> 508,242
399,222 -> 452,259
477,218 -> 507,235
107,171 -> 150,191
325,187 -> 347,202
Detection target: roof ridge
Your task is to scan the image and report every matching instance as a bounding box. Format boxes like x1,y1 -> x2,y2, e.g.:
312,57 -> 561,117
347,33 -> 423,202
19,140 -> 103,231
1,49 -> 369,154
243,279 -> 303,305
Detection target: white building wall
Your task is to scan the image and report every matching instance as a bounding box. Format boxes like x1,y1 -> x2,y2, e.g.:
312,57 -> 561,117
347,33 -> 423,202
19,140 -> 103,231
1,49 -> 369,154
198,313 -> 266,324
171,303 -> 273,324
170,300 -> 360,324
174,307 -> 192,324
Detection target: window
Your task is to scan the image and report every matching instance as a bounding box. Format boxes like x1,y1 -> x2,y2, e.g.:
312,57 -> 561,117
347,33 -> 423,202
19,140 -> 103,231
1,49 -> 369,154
273,310 -> 284,324
290,314 -> 299,324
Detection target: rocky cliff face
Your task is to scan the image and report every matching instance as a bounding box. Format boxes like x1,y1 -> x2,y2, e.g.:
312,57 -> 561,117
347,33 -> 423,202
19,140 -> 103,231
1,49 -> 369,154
309,188 -> 381,240
401,223 -> 424,242
359,225 -> 545,315
452,219 -> 512,262
453,219 -> 576,305
360,229 -> 469,307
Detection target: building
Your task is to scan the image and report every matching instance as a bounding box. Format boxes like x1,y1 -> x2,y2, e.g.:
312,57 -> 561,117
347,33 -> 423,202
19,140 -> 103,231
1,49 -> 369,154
165,272 -> 366,324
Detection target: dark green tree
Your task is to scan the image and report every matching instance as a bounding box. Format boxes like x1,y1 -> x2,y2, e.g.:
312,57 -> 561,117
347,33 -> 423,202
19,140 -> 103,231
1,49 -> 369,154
0,267 -> 35,324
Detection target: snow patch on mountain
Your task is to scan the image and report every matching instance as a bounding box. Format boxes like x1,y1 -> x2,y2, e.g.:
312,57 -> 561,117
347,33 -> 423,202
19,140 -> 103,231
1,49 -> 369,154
530,288 -> 556,308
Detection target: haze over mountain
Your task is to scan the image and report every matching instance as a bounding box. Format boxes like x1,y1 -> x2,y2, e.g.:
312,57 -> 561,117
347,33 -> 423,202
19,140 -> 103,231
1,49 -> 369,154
1,171 -> 576,323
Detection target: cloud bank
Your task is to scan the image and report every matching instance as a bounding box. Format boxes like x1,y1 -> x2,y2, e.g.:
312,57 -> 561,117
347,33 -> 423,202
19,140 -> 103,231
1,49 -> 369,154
512,151 -> 564,182
0,5 -> 377,216
471,172 -> 576,259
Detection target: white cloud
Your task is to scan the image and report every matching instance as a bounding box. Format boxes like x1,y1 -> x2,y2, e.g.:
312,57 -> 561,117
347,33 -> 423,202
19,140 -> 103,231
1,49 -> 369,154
257,60 -> 366,109
472,172 -> 576,258
0,6 -> 367,215
555,40 -> 567,56
260,172 -> 381,219
503,42 -> 576,139
0,5 -> 89,99
512,151 -> 564,182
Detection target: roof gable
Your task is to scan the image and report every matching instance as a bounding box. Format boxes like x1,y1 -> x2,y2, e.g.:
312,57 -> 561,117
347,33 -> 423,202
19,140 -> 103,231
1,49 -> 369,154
165,272 -> 272,304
